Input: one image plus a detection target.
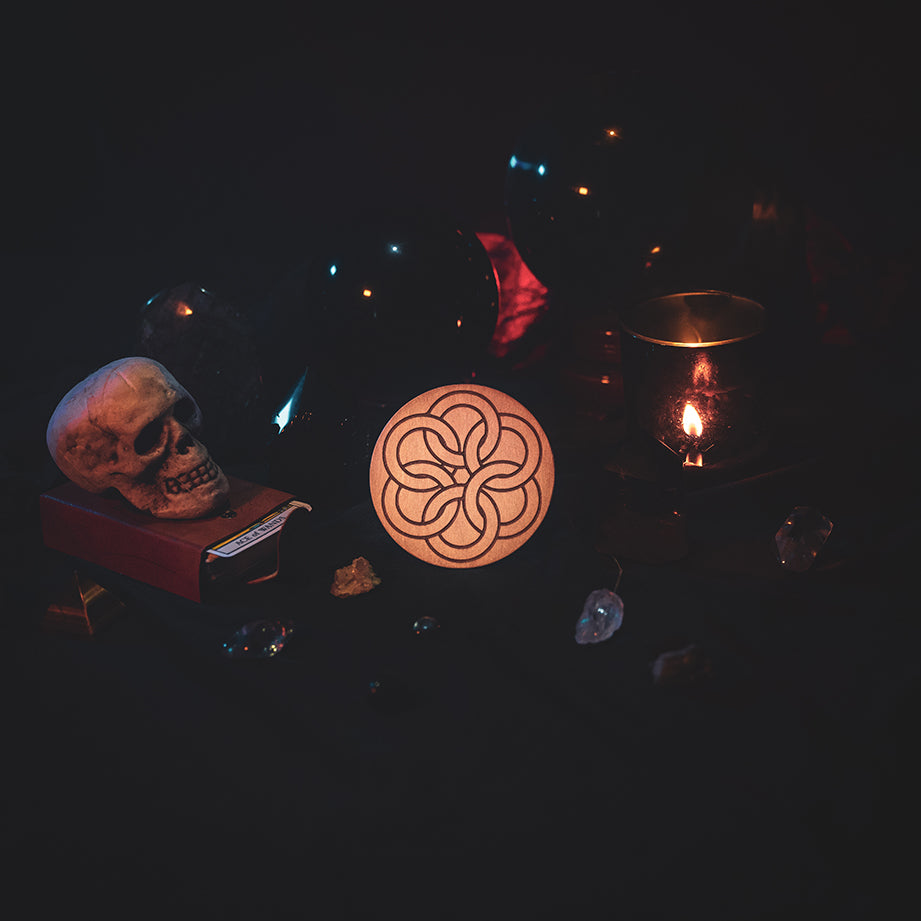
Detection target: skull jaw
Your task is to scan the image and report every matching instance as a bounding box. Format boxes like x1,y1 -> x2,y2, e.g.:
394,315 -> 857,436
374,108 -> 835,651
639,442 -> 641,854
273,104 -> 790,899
119,468 -> 231,519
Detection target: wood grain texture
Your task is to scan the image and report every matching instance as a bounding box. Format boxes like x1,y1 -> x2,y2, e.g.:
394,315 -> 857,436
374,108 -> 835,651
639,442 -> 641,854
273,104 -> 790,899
370,385 -> 554,568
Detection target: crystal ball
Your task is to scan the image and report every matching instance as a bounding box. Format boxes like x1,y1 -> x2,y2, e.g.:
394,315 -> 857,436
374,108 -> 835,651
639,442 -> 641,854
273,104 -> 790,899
504,71 -> 755,308
301,211 -> 499,403
137,282 -> 269,461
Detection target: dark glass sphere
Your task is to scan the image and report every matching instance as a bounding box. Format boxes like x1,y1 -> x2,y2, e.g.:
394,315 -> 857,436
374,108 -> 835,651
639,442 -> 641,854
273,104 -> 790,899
301,211 -> 499,403
504,71 -> 758,309
137,282 -> 272,461
268,390 -> 394,513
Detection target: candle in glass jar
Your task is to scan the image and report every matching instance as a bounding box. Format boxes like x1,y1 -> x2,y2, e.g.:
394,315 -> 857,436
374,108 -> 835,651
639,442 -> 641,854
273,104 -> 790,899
619,292 -> 765,471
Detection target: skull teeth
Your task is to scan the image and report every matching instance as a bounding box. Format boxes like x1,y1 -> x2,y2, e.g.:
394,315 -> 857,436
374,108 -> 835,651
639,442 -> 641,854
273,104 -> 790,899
165,459 -> 218,494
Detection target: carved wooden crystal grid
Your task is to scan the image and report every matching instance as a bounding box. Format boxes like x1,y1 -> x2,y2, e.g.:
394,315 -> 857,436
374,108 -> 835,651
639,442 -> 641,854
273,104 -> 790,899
370,385 -> 554,568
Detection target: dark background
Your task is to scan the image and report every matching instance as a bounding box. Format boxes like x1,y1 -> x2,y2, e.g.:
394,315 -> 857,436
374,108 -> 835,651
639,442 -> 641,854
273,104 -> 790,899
7,2 -> 918,364
4,4 -> 918,919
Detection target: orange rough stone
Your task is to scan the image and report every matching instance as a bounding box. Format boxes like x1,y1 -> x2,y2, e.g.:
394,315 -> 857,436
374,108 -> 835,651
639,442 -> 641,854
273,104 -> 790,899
330,556 -> 381,598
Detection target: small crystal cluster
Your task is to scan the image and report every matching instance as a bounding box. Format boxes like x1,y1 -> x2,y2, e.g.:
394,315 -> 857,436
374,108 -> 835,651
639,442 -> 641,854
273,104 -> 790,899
574,588 -> 624,644
774,506 -> 833,572
330,556 -> 381,597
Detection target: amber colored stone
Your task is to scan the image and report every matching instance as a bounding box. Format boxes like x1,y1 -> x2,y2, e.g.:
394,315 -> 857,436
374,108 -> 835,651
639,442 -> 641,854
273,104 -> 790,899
330,556 -> 381,597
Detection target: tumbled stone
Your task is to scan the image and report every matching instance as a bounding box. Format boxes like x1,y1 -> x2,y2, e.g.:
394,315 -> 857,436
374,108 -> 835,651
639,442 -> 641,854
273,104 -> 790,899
330,556 -> 381,597
774,506 -> 833,572
651,644 -> 711,686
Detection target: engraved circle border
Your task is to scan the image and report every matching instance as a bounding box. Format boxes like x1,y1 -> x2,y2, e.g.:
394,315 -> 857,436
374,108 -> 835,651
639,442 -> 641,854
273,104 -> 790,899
371,386 -> 553,566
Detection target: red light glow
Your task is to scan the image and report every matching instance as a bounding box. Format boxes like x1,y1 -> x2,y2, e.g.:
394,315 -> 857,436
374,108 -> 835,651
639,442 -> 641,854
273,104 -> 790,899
476,232 -> 549,361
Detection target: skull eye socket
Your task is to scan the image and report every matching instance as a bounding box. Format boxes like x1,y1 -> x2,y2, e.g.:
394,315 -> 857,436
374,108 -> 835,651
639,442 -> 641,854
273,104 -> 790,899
134,419 -> 164,455
174,397 -> 196,425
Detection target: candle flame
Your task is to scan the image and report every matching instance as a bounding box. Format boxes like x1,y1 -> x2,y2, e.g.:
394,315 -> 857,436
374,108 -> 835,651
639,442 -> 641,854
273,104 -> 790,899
682,402 -> 703,437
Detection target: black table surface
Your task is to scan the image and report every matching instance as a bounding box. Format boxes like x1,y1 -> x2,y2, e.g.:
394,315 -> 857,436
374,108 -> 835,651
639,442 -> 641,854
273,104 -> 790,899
4,8 -> 918,920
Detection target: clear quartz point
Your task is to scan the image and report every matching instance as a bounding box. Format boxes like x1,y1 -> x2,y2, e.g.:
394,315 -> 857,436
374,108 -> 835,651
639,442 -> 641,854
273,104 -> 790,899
774,506 -> 833,572
575,588 -> 624,644
222,619 -> 296,659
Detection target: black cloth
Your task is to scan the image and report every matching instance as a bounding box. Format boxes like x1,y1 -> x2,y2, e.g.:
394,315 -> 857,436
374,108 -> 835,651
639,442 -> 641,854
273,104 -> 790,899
5,8 -> 918,919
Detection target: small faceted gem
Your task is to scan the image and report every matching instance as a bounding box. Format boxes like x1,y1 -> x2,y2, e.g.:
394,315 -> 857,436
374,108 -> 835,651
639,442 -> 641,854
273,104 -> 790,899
575,588 -> 624,644
412,616 -> 441,635
774,506 -> 833,572
222,619 -> 296,659
330,556 -> 381,597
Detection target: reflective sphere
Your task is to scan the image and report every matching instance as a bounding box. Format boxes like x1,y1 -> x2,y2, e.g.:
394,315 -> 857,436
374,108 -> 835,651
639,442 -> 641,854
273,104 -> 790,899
301,211 -> 499,403
504,71 -> 757,308
269,397 -> 390,512
137,282 -> 271,461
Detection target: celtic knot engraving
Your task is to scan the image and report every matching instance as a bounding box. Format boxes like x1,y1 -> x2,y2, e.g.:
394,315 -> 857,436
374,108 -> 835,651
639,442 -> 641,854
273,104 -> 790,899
378,389 -> 546,564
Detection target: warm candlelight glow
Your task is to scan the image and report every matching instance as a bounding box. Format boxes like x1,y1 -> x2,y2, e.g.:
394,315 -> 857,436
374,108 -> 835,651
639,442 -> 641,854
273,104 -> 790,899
175,302 -> 193,317
752,200 -> 778,221
621,292 -> 765,469
682,402 -> 703,438
691,353 -> 713,387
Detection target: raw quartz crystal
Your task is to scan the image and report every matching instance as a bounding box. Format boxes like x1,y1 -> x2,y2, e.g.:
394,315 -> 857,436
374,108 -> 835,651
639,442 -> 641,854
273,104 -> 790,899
330,556 -> 381,597
575,588 -> 624,645
774,506 -> 834,572
222,619 -> 296,659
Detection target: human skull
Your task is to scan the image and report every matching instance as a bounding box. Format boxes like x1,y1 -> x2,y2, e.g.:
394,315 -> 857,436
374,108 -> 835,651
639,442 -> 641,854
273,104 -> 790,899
46,357 -> 231,519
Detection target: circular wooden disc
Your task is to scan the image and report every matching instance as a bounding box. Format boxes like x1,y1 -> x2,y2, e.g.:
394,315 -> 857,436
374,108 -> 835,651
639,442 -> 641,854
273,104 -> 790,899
370,384 -> 555,568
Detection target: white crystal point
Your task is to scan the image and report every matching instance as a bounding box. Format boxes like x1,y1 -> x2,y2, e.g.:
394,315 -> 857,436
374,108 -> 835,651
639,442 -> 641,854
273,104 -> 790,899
575,588 -> 624,644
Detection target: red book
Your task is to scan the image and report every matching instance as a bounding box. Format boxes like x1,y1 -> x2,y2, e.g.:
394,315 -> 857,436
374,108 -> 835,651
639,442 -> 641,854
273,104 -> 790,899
40,477 -> 311,602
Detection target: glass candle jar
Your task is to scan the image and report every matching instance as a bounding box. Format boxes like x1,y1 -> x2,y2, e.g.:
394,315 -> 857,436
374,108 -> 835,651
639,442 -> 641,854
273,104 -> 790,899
619,291 -> 766,470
